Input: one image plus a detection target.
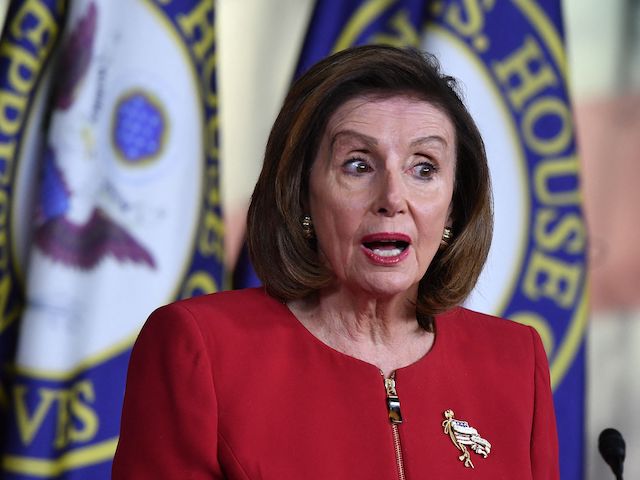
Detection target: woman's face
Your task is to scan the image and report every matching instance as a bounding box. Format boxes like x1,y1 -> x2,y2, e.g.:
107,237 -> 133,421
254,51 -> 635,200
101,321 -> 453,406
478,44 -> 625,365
308,95 -> 456,298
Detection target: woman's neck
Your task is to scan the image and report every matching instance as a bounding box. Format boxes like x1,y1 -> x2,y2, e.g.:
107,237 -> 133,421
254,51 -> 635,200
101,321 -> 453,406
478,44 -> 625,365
288,287 -> 434,377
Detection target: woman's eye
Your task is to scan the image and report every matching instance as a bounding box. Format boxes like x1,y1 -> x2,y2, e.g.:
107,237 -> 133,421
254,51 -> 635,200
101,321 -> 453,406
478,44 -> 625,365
411,162 -> 437,179
343,158 -> 372,174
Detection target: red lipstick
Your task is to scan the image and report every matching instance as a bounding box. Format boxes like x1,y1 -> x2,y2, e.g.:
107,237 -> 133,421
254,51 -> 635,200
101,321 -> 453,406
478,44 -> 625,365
360,233 -> 411,265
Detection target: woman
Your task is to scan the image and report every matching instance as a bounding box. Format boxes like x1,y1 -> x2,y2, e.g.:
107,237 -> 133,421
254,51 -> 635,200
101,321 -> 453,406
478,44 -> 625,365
113,46 -> 559,479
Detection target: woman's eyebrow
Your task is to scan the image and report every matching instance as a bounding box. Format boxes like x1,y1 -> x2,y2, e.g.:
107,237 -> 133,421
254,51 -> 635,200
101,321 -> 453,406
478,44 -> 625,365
330,130 -> 378,150
410,135 -> 448,148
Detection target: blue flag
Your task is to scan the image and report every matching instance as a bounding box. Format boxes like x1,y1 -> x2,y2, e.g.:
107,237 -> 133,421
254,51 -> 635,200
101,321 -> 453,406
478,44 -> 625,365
0,0 -> 68,463
423,2 -> 587,479
294,0 -> 428,78
1,0 -> 222,478
232,240 -> 261,289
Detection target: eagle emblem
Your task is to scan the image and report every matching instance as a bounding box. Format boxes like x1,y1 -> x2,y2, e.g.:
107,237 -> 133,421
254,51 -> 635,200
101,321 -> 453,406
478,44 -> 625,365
442,409 -> 491,468
35,146 -> 156,270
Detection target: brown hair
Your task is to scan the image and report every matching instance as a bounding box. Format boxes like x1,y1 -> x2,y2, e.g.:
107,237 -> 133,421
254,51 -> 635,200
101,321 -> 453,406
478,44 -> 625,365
247,45 -> 493,329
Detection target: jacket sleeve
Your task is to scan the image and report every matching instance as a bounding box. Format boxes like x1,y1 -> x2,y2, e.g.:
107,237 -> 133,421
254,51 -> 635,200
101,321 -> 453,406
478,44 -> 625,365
112,303 -> 224,479
528,326 -> 560,480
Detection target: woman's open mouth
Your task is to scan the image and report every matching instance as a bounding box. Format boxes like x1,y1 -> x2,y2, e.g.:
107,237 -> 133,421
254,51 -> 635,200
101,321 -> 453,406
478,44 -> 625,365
361,233 -> 411,264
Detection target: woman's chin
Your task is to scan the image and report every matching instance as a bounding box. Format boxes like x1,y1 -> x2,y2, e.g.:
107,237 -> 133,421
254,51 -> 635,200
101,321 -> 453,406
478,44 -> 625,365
339,274 -> 420,300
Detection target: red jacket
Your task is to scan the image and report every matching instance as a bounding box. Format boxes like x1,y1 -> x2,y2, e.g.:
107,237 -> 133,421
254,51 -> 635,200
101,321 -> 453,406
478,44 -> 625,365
113,288 -> 559,479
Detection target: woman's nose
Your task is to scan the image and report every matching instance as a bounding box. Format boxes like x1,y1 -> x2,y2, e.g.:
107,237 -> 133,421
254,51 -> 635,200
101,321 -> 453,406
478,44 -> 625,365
374,169 -> 407,216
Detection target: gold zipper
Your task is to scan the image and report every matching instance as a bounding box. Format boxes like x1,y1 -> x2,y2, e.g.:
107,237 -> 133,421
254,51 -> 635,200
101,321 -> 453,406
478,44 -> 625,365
384,373 -> 406,480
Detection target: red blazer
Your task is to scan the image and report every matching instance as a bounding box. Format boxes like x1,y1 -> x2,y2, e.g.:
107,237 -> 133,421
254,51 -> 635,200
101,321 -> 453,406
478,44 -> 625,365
112,288 -> 559,479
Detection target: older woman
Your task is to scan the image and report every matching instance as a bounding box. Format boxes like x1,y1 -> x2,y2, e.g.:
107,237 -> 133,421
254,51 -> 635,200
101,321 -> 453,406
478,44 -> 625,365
113,46 -> 559,479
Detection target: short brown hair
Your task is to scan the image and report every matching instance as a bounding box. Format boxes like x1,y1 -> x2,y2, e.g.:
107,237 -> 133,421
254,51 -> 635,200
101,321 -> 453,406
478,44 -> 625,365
247,45 -> 492,329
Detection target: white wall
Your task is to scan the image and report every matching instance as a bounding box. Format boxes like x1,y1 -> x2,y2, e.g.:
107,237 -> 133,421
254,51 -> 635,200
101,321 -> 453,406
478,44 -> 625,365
217,0 -> 313,266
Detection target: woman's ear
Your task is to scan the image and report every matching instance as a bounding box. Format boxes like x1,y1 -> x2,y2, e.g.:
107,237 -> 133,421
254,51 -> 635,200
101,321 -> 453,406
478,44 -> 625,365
445,203 -> 454,228
300,198 -> 311,219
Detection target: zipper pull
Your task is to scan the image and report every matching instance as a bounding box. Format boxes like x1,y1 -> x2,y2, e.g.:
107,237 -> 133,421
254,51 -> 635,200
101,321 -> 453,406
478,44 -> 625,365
384,376 -> 403,424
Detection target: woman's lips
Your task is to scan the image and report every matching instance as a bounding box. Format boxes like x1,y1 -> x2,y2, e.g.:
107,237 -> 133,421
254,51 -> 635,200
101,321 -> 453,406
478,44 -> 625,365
360,233 -> 411,265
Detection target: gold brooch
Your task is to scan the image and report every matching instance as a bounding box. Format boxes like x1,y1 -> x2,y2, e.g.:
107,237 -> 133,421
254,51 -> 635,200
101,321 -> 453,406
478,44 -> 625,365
442,409 -> 491,468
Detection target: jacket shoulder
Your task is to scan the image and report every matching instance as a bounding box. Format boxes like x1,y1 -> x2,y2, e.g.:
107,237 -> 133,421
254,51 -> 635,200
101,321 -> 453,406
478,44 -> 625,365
168,287 -> 277,315
145,287 -> 286,337
442,306 -> 533,335
439,306 -> 544,361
